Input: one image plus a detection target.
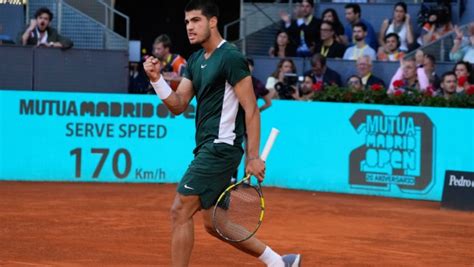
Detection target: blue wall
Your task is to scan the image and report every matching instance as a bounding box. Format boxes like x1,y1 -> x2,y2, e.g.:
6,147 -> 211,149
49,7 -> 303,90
1,90 -> 473,201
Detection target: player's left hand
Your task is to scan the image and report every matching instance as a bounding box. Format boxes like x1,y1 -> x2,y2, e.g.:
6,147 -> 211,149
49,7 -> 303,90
246,158 -> 265,182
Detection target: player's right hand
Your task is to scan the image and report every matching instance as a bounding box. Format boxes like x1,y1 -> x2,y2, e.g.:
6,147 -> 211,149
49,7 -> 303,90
143,56 -> 161,83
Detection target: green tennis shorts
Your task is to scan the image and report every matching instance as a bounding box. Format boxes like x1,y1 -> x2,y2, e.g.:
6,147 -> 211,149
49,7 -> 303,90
177,142 -> 243,210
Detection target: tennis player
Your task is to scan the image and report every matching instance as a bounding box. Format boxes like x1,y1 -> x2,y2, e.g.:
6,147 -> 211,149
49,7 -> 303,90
143,0 -> 301,266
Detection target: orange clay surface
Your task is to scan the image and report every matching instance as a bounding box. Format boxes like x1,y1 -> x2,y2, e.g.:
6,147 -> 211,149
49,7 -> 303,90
0,182 -> 473,266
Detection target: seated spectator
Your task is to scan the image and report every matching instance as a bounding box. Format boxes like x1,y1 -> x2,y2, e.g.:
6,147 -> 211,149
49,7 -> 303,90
346,75 -> 363,91
419,3 -> 453,45
423,54 -> 440,90
450,23 -> 474,64
152,34 -> 186,90
356,55 -> 385,89
321,8 -> 347,45
388,58 -> 429,93
280,0 -> 321,57
304,53 -> 342,88
439,71 -> 458,100
378,2 -> 414,52
343,3 -> 378,50
377,33 -> 404,61
343,23 -> 376,61
265,58 -> 297,99
268,30 -> 296,58
314,21 -> 346,59
247,58 -> 273,111
293,75 -> 317,101
0,24 -> 14,44
415,49 -> 426,67
17,7 -> 73,49
453,61 -> 473,93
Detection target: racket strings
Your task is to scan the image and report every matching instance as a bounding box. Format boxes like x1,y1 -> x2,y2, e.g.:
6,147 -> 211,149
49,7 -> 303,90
214,185 -> 262,241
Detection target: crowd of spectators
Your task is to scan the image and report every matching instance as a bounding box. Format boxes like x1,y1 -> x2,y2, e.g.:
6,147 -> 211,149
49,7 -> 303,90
2,3 -> 472,106
258,1 -> 474,104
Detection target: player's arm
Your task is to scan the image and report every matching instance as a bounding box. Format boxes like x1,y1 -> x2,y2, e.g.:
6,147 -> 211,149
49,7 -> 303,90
234,76 -> 265,181
143,56 -> 194,115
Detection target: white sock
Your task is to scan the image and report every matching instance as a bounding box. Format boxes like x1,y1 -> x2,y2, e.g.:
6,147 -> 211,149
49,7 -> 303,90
258,246 -> 284,267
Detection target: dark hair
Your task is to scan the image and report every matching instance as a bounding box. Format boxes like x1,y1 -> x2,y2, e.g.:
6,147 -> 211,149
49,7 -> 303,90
247,57 -> 254,67
185,0 -> 219,19
301,0 -> 314,8
424,54 -> 436,65
384,33 -> 400,48
454,61 -> 474,82
346,74 -> 362,85
311,53 -> 327,67
272,30 -> 296,58
345,3 -> 361,16
321,20 -> 335,31
394,2 -> 407,13
321,8 -> 345,36
441,71 -> 456,82
34,7 -> 53,21
154,34 -> 172,48
353,22 -> 367,32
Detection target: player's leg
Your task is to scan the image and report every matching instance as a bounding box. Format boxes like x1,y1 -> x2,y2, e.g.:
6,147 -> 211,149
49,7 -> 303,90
201,207 -> 301,267
170,193 -> 201,267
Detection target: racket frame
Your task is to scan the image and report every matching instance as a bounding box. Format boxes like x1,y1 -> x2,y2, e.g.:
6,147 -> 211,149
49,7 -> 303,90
212,174 -> 265,242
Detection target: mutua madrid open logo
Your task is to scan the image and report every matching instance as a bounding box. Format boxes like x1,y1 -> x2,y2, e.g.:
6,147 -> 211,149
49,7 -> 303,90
349,109 -> 435,193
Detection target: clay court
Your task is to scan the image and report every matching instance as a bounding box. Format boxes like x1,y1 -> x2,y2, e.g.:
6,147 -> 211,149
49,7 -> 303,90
0,182 -> 473,266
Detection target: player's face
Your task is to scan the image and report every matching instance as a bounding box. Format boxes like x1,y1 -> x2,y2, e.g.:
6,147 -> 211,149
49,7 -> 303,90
36,13 -> 51,32
185,10 -> 212,45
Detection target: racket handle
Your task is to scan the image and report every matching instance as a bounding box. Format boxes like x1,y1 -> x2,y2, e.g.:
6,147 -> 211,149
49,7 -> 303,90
260,128 -> 280,161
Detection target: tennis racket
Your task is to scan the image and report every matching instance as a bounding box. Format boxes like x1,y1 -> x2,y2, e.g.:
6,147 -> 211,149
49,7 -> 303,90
212,128 -> 280,242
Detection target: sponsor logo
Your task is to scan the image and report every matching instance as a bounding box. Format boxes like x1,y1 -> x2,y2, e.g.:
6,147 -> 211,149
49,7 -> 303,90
184,184 -> 194,190
19,99 -> 195,119
349,110 -> 435,193
200,64 -> 207,69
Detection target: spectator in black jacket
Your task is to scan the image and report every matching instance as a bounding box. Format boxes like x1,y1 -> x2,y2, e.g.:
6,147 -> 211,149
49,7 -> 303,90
356,55 -> 386,89
304,53 -> 342,88
17,7 -> 73,49
313,21 -> 346,59
280,0 -> 321,57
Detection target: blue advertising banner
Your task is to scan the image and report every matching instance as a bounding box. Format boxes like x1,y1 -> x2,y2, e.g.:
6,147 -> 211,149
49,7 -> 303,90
1,90 -> 473,201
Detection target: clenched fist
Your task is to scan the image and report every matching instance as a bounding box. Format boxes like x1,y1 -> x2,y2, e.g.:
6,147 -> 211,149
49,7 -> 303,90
143,56 -> 162,83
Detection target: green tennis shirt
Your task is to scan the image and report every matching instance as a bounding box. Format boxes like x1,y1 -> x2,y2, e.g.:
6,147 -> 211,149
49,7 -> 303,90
183,41 -> 250,154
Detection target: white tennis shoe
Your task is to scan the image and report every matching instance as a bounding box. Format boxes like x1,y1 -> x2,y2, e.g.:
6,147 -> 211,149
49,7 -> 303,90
281,254 -> 301,267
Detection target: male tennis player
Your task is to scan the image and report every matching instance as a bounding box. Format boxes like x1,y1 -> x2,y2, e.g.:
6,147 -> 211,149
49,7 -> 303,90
143,0 -> 301,266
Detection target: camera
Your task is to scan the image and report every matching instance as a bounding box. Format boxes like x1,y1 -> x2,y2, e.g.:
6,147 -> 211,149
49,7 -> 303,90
274,73 -> 301,100
417,3 -> 451,27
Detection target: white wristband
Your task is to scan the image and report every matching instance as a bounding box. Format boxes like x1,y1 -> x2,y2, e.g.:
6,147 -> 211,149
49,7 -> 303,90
150,76 -> 172,100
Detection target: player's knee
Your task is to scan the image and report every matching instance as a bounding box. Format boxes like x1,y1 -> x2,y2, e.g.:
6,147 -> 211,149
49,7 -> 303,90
169,204 -> 180,224
170,195 -> 200,225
